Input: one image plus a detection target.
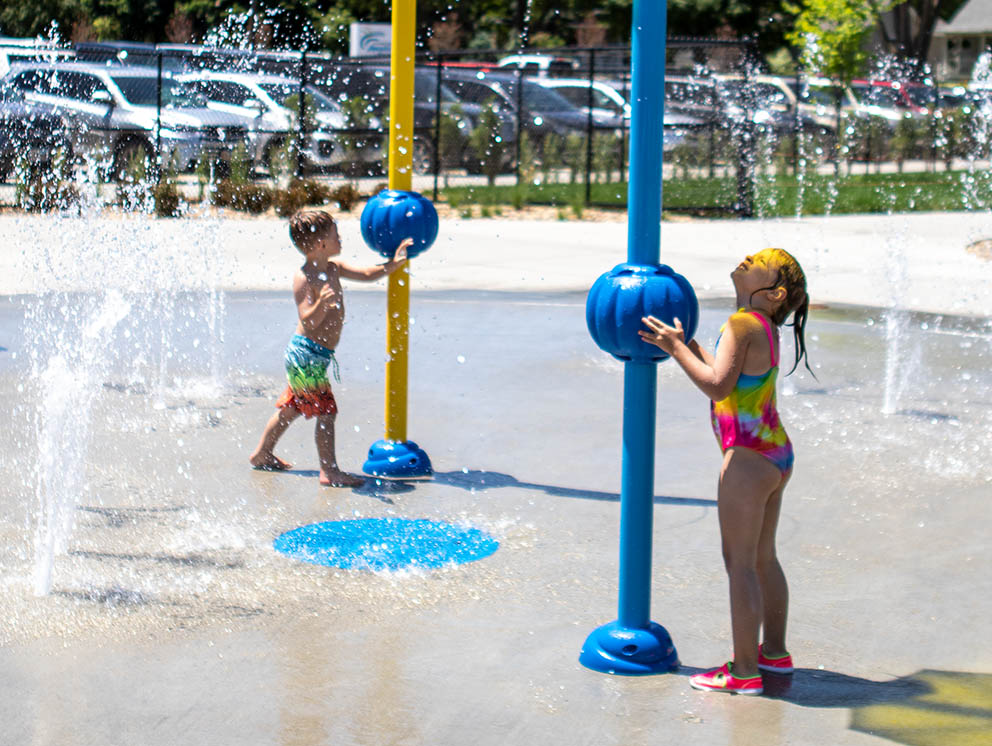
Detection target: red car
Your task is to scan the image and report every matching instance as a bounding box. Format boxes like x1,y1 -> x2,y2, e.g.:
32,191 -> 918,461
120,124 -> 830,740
850,79 -> 928,116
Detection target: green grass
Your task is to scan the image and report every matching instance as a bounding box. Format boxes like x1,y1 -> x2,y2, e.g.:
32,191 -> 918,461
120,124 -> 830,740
440,169 -> 992,217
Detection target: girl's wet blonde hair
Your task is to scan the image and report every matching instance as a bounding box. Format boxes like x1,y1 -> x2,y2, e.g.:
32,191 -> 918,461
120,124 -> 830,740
761,248 -> 813,376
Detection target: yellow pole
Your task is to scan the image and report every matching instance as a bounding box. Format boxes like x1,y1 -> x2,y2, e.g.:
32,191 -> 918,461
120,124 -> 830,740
385,0 -> 415,442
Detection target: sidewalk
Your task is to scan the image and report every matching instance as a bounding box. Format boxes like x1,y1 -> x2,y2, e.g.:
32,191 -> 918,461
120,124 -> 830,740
2,210 -> 991,316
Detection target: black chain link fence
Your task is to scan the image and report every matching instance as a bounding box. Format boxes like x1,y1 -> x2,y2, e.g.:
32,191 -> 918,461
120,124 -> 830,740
2,38 -> 990,215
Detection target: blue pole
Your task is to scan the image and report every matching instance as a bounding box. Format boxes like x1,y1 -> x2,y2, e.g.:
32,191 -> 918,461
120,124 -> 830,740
579,0 -> 679,675
618,0 -> 666,630
618,361 -> 656,628
626,0 -> 665,267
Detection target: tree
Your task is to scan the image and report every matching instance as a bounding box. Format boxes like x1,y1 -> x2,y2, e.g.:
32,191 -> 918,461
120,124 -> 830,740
876,0 -> 969,74
785,0 -> 891,81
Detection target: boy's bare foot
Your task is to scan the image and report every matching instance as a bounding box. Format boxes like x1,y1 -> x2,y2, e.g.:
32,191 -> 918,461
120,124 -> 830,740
319,470 -> 366,488
250,453 -> 293,471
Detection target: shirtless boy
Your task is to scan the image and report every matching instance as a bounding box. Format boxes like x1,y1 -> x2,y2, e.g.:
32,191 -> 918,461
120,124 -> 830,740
250,209 -> 411,487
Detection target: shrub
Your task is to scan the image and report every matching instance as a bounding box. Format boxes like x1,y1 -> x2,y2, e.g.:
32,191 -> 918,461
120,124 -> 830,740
228,142 -> 251,185
273,184 -> 309,217
517,131 -> 537,184
14,148 -> 79,213
15,170 -> 79,212
330,182 -> 361,211
467,101 -> 506,187
153,180 -> 182,217
541,133 -> 565,183
236,184 -> 274,214
569,187 -> 585,219
891,117 -> 923,171
290,177 -> 332,205
211,179 -> 235,208
563,133 -> 586,184
511,184 -> 527,210
438,103 -> 469,175
212,180 -> 274,213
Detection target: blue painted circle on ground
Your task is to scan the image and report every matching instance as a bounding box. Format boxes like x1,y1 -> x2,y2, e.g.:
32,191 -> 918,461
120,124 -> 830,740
273,518 -> 499,571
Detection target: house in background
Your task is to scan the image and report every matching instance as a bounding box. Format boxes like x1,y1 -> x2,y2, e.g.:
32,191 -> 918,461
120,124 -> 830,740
928,0 -> 992,80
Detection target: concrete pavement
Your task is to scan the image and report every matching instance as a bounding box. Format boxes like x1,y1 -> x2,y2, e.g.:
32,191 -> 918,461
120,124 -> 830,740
0,208 -> 990,745
2,209 -> 991,315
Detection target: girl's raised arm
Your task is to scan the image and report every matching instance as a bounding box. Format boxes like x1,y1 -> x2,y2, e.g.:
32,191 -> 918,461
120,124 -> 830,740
640,313 -> 753,402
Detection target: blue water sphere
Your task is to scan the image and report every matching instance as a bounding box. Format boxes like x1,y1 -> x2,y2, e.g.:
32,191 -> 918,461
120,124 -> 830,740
360,189 -> 439,259
273,518 -> 498,571
586,263 -> 699,363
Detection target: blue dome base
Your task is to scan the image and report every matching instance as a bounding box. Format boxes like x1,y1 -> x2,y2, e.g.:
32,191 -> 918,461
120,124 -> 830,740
579,620 -> 679,675
363,439 -> 433,478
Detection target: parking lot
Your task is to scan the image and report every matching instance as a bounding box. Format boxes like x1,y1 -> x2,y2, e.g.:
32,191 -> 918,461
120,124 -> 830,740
3,38 -> 990,217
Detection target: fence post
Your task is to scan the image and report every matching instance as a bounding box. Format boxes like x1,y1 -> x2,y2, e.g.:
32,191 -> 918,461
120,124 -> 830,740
433,54 -> 442,201
930,70 -> 938,172
296,51 -> 307,178
514,67 -> 523,186
584,48 -> 596,206
620,70 -> 628,183
793,66 -> 801,176
735,40 -> 756,217
156,51 -> 163,182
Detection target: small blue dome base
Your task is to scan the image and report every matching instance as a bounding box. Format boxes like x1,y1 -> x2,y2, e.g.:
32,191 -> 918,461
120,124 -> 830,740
363,439 -> 433,478
580,620 -> 679,675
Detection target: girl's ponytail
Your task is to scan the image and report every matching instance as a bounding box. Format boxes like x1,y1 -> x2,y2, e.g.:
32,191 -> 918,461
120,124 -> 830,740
767,249 -> 814,377
787,292 -> 814,377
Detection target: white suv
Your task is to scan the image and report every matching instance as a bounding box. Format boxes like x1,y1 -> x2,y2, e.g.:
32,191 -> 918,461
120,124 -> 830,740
177,71 -> 382,174
0,39 -> 75,77
5,62 -> 254,177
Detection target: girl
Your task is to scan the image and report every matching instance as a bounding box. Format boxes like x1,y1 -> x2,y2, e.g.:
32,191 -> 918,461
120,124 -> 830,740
639,248 -> 811,696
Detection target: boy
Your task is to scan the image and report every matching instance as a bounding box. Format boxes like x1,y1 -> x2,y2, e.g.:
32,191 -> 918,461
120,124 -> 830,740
250,209 -> 411,487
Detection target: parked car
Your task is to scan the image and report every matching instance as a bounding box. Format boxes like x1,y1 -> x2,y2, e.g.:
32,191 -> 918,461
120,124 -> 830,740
664,74 -> 762,133
4,62 -> 254,178
850,79 -> 927,118
495,54 -> 579,78
73,40 -> 164,69
0,38 -> 75,77
176,71 -> 382,175
714,74 -> 834,135
535,78 -> 631,121
0,82 -> 72,180
900,82 -> 981,111
537,76 -> 704,150
442,68 -> 623,138
309,64 -> 463,171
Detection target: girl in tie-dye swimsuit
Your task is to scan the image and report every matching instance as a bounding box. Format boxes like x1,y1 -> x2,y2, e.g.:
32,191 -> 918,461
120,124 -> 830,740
711,311 -> 794,474
640,248 -> 812,696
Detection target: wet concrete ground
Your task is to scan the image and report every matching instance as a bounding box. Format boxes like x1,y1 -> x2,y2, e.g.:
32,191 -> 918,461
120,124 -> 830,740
0,276 -> 990,744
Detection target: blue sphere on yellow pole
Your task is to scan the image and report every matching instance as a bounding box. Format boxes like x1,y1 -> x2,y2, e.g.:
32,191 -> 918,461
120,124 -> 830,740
361,0 -> 436,479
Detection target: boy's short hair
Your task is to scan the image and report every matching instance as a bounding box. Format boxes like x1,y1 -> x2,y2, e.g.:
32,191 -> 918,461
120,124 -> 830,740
289,209 -> 336,253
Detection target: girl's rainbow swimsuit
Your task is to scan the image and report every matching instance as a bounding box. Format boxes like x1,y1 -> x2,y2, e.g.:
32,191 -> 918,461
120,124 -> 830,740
710,312 -> 794,474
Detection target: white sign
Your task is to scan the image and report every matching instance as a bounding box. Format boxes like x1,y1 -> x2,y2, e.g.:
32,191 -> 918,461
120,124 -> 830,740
350,23 -> 391,58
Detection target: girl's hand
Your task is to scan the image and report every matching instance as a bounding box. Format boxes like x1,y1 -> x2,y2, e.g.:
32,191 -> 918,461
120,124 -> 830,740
639,315 -> 684,353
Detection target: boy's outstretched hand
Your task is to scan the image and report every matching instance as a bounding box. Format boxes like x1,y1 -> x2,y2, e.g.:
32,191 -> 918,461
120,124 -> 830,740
639,315 -> 684,354
392,238 -> 414,265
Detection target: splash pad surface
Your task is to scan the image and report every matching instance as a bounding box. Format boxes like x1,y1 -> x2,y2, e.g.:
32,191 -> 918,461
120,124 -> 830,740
0,213 -> 990,745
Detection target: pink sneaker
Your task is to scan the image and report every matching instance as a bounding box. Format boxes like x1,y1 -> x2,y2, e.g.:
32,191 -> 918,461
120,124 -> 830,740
689,662 -> 763,695
758,644 -> 794,674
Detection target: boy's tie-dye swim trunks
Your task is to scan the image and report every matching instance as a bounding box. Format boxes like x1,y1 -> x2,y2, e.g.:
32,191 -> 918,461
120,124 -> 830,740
276,334 -> 341,418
